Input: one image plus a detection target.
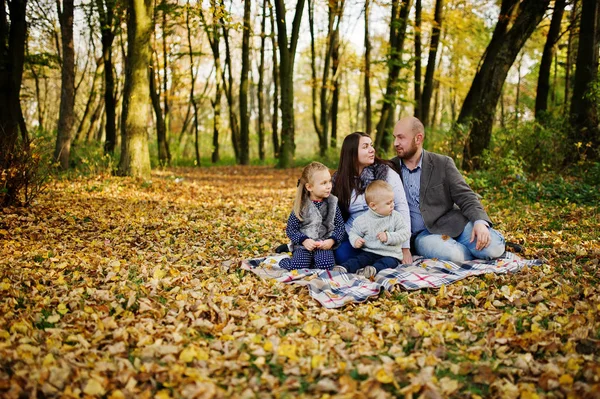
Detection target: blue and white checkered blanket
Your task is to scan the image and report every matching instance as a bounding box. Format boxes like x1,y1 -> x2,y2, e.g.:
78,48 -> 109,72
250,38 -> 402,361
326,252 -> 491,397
241,253 -> 542,309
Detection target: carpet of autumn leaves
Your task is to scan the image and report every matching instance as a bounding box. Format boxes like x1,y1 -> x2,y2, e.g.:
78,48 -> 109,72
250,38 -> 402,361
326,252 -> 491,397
1,166 -> 599,399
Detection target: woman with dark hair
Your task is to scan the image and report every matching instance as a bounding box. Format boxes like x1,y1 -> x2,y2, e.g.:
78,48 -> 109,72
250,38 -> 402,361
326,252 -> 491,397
332,132 -> 412,265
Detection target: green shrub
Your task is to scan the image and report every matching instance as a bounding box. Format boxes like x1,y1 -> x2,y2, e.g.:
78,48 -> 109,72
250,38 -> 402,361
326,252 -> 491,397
69,139 -> 116,176
489,117 -> 570,174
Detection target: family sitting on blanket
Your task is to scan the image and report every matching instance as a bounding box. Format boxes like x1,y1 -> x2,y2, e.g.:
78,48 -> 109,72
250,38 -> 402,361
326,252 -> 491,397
277,116 -> 506,273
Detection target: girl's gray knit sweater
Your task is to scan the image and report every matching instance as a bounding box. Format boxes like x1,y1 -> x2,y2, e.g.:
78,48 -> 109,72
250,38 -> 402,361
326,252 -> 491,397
349,208 -> 411,260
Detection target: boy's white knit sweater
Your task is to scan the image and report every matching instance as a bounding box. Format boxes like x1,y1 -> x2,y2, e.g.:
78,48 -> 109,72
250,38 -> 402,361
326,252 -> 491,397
349,208 -> 411,260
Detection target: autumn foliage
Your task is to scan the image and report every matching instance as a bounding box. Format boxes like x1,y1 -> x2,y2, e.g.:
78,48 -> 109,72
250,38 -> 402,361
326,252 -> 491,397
0,166 -> 599,398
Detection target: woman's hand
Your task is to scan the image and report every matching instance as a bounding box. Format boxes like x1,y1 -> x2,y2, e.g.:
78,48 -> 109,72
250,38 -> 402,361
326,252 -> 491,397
401,248 -> 413,264
302,239 -> 318,251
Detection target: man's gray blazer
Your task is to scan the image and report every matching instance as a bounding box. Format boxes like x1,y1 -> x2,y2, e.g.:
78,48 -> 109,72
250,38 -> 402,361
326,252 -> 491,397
391,150 -> 491,237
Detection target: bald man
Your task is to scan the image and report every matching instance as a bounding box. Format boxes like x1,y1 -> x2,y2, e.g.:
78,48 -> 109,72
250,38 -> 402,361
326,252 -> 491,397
390,116 -> 505,263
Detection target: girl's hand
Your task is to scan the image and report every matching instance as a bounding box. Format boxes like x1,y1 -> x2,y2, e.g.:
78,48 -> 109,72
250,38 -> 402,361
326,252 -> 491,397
377,232 -> 388,242
354,238 -> 365,248
318,239 -> 335,250
401,248 -> 413,264
302,239 -> 318,251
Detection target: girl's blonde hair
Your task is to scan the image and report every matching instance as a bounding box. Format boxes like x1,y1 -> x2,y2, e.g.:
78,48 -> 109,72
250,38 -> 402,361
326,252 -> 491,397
292,162 -> 330,221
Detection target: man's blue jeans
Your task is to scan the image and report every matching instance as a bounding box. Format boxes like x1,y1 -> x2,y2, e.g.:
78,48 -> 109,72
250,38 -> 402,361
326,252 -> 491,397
413,222 -> 505,263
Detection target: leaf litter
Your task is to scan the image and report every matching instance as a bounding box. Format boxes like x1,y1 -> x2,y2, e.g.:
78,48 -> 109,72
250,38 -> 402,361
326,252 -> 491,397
0,166 -> 599,398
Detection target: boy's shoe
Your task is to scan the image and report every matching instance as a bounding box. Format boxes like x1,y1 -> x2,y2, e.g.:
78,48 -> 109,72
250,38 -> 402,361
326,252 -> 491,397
356,266 -> 377,278
332,265 -> 347,273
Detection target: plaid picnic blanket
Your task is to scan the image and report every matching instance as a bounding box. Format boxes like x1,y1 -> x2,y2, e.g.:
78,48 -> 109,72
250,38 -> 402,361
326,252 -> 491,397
240,253 -> 542,309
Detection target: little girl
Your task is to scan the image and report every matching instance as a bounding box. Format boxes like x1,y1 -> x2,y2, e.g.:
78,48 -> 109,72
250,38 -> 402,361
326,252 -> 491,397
279,162 -> 346,271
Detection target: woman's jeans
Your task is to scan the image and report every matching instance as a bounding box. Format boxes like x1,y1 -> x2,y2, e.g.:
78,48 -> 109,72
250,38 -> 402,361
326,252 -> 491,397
413,222 -> 505,263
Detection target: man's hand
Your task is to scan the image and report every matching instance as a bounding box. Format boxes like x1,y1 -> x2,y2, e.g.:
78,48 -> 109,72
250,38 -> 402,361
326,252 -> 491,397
470,223 -> 490,250
302,238 -> 318,251
354,238 -> 365,248
377,232 -> 388,243
401,248 -> 413,264
318,239 -> 335,250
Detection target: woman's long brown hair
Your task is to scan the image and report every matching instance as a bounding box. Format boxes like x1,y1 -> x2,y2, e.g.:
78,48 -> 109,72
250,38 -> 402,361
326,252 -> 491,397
332,132 -> 393,221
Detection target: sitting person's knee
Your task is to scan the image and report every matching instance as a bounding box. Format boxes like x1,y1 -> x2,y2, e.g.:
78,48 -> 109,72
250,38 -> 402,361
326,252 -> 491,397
444,247 -> 472,264
479,242 -> 505,260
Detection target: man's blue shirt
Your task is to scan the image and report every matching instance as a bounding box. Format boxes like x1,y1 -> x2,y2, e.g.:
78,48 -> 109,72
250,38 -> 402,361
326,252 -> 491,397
400,155 -> 426,234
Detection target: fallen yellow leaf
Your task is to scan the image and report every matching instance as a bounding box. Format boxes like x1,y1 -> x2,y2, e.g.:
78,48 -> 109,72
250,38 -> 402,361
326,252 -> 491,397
375,368 -> 394,384
303,321 -> 321,337
83,379 -> 106,396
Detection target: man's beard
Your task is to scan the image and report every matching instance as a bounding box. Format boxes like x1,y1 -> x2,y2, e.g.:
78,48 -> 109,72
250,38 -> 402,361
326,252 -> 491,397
396,141 -> 418,159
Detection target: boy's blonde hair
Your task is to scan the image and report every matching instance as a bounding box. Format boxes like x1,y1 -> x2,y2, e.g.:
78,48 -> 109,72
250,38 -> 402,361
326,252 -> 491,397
292,162 -> 330,221
365,180 -> 393,205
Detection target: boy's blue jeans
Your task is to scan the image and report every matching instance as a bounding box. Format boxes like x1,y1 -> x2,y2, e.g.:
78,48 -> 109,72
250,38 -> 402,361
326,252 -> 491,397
341,250 -> 399,273
333,239 -> 361,265
413,222 -> 505,263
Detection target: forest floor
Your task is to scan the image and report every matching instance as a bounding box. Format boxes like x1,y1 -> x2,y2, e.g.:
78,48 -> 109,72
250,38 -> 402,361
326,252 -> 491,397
0,166 -> 599,398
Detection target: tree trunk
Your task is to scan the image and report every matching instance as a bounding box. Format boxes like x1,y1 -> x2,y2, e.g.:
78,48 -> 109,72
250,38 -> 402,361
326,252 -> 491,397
331,27 -> 340,149
150,63 -> 170,166
239,0 -> 251,165
268,0 -> 279,158
535,0 -> 566,120
186,1 -> 201,165
54,0 -> 75,170
458,0 -> 550,170
88,98 -> 105,141
421,0 -> 442,127
516,54 -> 522,124
220,3 -> 241,163
150,4 -> 169,166
274,0 -> 306,168
364,0 -> 372,134
0,0 -> 27,204
198,0 -> 223,164
413,0 -> 422,119
257,0 -> 267,161
374,0 -> 413,153
118,0 -> 153,179
161,1 -> 169,139
564,0 -> 579,109
569,0 -> 599,159
308,0 -> 326,154
500,88 -> 505,128
96,0 -> 117,155
27,43 -> 45,131
308,0 -> 342,156
430,77 -> 440,130
74,58 -> 103,143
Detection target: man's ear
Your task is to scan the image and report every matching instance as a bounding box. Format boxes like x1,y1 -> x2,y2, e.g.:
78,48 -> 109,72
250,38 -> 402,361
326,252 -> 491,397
415,132 -> 424,145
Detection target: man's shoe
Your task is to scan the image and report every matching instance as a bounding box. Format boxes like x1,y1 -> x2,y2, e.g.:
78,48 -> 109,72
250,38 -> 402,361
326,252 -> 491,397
506,242 -> 523,253
356,266 -> 377,278
275,244 -> 290,253
332,265 -> 347,273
